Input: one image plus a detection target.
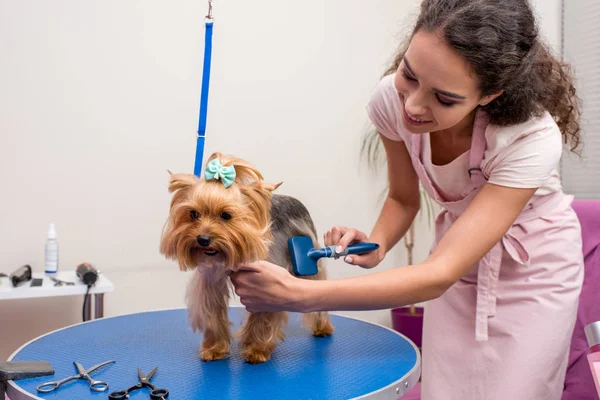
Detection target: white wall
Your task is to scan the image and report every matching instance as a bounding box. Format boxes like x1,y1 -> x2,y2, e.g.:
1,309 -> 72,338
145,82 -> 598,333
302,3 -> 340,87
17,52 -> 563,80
560,0 -> 600,199
0,0 -> 561,361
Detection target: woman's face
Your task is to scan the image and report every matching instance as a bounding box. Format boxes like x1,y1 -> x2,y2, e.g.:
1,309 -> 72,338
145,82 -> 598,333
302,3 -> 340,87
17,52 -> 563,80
394,30 -> 499,134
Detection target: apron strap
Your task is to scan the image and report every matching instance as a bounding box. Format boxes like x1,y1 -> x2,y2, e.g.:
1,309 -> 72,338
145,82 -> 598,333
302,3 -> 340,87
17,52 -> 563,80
475,233 -> 531,341
466,108 -> 500,341
475,243 -> 502,341
467,109 -> 490,189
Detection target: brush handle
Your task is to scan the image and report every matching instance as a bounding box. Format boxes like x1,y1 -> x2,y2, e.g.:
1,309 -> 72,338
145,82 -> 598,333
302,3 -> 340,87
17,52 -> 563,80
339,242 -> 380,258
308,243 -> 380,260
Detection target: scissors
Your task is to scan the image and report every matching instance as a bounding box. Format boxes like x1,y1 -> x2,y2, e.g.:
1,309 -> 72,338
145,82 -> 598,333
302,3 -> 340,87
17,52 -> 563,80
49,276 -> 75,286
37,360 -> 115,393
108,367 -> 169,399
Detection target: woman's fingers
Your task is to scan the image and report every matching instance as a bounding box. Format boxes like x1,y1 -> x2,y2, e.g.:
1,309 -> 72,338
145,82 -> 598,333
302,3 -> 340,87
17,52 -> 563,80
330,226 -> 345,248
236,261 -> 262,272
229,260 -> 300,313
324,230 -> 332,247
343,253 -> 370,267
336,228 -> 368,253
324,226 -> 344,247
324,226 -> 355,249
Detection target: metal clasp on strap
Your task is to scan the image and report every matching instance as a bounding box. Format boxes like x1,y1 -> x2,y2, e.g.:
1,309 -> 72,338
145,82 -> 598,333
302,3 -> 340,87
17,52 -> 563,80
205,0 -> 214,21
468,167 -> 482,178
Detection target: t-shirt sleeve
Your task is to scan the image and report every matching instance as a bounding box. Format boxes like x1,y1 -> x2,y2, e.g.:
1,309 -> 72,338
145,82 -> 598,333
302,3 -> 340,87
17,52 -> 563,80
365,75 -> 404,141
486,118 -> 563,189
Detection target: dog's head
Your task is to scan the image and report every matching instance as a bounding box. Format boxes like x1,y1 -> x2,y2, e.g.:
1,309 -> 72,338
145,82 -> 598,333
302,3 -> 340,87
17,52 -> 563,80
159,152 -> 282,271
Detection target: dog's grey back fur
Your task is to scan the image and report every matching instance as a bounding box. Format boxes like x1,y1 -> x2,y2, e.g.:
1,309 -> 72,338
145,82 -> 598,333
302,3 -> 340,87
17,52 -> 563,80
267,194 -> 321,273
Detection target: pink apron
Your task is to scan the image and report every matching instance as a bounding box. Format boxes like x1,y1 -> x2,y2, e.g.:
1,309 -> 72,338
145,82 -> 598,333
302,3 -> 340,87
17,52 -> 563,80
410,110 -> 584,399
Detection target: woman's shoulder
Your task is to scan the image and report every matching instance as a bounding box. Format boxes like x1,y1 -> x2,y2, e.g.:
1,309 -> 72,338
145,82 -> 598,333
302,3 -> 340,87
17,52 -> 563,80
366,74 -> 409,142
485,110 -> 562,153
370,73 -> 398,101
482,110 -> 563,189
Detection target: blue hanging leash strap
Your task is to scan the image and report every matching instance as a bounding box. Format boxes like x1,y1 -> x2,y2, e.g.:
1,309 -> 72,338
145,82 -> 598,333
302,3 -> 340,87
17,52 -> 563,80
194,0 -> 214,177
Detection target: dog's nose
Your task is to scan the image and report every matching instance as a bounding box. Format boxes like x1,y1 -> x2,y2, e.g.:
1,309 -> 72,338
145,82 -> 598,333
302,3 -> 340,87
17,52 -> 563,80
197,235 -> 212,247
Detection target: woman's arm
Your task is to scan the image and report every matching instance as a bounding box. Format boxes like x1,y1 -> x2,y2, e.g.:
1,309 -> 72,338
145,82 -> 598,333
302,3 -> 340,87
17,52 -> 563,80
327,134 -> 420,267
368,134 -> 421,254
298,183 -> 537,312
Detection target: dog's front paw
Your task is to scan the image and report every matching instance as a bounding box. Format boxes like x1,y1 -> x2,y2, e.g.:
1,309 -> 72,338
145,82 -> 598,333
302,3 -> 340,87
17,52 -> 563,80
312,320 -> 334,337
200,341 -> 230,362
242,343 -> 275,364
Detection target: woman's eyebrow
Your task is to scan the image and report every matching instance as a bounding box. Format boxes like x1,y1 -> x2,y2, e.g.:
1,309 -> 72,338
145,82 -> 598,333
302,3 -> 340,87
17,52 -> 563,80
403,57 -> 418,78
435,88 -> 466,100
403,56 -> 467,100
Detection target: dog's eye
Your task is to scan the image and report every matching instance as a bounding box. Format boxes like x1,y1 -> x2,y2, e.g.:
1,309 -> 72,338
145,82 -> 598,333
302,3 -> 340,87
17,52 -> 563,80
190,210 -> 200,220
220,212 -> 232,221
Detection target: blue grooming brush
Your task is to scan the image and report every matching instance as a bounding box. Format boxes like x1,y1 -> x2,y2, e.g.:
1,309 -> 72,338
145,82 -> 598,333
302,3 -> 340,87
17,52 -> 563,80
288,236 -> 380,276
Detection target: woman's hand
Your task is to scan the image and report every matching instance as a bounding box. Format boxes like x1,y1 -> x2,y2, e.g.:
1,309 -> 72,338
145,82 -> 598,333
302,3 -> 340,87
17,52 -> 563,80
230,261 -> 307,313
324,226 -> 384,269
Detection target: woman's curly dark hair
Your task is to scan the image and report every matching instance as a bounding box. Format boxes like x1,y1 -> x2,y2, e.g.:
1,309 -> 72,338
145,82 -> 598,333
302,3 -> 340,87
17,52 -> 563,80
363,0 -> 582,167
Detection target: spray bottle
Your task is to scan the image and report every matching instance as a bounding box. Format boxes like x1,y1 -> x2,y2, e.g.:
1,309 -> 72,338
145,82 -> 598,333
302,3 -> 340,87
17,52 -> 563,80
585,321 -> 600,397
44,223 -> 59,275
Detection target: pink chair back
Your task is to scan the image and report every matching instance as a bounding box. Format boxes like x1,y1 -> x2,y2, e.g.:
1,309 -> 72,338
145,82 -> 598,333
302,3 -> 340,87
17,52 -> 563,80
562,199 -> 600,400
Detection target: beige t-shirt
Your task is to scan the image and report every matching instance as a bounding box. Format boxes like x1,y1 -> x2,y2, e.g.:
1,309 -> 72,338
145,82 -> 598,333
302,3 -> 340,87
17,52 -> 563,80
366,74 -> 564,197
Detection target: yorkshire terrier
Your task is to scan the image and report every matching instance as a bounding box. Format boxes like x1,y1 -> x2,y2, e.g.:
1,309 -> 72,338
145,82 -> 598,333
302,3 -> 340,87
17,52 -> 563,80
159,152 -> 334,364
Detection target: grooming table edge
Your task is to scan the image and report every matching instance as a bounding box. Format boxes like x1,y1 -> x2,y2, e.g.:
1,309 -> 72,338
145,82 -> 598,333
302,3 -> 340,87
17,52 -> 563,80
7,307 -> 421,400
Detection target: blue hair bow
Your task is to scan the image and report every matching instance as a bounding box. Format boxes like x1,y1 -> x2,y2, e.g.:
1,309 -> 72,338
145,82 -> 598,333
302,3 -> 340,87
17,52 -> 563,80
204,158 -> 236,188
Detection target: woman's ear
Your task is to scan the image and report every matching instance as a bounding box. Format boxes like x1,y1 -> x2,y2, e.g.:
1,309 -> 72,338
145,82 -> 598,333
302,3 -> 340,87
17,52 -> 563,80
479,90 -> 504,106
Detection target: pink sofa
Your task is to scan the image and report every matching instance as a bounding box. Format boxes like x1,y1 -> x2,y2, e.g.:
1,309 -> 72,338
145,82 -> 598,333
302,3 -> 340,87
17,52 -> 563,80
403,199 -> 600,400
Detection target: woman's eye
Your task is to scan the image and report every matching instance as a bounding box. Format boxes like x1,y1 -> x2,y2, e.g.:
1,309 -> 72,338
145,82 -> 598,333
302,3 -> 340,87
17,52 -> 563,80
400,65 -> 457,107
190,210 -> 200,220
220,212 -> 232,221
436,95 -> 457,107
402,70 -> 417,82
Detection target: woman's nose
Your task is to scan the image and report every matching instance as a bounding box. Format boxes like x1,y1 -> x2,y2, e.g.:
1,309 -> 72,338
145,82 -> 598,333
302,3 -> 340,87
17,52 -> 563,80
404,90 -> 428,116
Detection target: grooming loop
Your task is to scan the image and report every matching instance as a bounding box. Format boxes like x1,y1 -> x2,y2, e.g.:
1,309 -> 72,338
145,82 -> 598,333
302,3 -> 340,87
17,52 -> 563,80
194,0 -> 215,177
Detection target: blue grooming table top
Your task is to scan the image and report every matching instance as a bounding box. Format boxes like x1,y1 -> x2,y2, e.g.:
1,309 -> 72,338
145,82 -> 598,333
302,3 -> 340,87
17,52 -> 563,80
7,307 -> 420,400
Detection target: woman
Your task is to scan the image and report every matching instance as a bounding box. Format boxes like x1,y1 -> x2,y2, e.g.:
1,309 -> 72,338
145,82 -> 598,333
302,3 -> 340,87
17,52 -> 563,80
231,0 -> 584,398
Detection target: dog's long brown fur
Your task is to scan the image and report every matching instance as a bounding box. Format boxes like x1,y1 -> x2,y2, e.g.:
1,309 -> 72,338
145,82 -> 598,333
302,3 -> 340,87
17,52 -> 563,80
160,152 -> 333,363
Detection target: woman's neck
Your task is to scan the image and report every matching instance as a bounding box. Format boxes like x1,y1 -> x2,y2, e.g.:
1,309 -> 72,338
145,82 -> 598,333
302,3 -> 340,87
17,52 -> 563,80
429,109 -> 477,166
438,109 -> 477,140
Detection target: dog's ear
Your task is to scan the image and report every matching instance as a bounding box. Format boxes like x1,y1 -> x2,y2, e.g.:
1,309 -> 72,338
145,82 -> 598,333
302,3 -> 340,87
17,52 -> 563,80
239,181 -> 276,228
262,181 -> 283,192
166,172 -> 198,210
167,172 -> 198,194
